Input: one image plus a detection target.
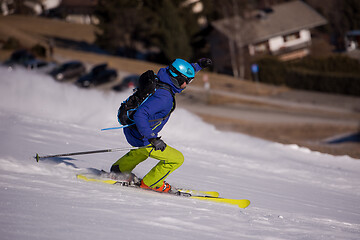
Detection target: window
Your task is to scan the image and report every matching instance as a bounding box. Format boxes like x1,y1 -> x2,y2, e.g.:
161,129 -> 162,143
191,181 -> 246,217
284,32 -> 300,42
254,41 -> 269,54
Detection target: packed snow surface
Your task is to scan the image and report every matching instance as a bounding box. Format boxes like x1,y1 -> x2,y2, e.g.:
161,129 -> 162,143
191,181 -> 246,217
0,67 -> 359,240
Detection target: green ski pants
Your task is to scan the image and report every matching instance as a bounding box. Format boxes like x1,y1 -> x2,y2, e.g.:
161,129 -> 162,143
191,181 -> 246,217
111,145 -> 184,188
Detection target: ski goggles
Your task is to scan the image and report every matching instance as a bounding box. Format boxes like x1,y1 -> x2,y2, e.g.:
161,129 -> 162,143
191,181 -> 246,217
169,65 -> 194,84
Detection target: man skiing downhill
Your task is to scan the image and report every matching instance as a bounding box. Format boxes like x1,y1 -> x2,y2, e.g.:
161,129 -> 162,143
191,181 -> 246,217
111,58 -> 212,193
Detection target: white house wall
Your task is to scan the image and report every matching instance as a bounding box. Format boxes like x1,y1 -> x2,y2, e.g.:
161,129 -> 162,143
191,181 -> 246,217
42,0 -> 62,10
268,29 -> 311,52
268,36 -> 284,52
285,29 -> 311,47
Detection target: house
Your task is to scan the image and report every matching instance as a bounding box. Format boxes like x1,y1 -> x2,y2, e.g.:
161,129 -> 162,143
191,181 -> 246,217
344,30 -> 360,61
345,30 -> 360,52
210,0 -> 327,76
1,0 -> 62,16
50,0 -> 98,24
0,0 -> 15,15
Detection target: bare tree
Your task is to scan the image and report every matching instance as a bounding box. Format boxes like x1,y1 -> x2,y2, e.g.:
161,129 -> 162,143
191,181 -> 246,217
220,0 -> 253,79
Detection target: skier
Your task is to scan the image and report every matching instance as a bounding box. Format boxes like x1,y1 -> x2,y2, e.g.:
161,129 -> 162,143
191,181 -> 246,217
110,58 -> 212,192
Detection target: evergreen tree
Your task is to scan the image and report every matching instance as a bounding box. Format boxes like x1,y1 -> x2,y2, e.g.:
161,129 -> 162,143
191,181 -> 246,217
154,0 -> 192,61
94,0 -> 197,62
94,0 -> 143,57
342,0 -> 360,31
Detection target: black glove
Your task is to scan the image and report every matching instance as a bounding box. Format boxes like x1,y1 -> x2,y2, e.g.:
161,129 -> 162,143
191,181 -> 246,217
149,137 -> 167,151
197,58 -> 212,68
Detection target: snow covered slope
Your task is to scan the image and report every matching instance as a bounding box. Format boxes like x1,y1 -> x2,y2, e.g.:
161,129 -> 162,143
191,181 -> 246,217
0,67 -> 359,240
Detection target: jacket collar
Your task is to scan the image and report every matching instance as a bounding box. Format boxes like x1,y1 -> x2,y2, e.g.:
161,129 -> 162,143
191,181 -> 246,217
157,68 -> 184,94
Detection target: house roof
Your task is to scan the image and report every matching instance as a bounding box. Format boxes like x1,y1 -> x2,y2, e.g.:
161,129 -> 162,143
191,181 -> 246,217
212,0 -> 327,45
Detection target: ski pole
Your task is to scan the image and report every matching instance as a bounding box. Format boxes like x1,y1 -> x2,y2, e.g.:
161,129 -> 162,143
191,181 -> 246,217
35,146 -> 148,162
101,123 -> 135,131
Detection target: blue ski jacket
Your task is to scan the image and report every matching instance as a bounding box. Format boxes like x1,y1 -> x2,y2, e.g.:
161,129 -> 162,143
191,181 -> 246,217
123,63 -> 202,147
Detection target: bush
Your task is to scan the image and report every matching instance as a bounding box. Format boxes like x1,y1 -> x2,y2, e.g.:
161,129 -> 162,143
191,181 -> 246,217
31,44 -> 47,57
289,55 -> 360,74
255,55 -> 360,96
286,68 -> 360,96
2,37 -> 21,50
256,56 -> 286,85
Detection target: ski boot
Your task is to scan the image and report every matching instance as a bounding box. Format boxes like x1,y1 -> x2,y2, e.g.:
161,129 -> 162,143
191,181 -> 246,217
140,180 -> 172,193
102,170 -> 141,187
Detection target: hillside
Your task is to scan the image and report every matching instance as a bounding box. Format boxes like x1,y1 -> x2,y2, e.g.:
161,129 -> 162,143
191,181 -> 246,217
1,67 -> 360,240
1,14 -> 360,158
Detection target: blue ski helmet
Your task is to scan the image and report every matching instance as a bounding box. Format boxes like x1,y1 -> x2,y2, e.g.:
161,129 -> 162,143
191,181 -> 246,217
168,59 -> 195,87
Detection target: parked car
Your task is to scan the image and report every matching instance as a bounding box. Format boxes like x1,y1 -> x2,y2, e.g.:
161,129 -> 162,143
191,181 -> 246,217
75,63 -> 117,88
22,59 -> 57,74
49,61 -> 86,81
3,49 -> 35,71
112,74 -> 139,92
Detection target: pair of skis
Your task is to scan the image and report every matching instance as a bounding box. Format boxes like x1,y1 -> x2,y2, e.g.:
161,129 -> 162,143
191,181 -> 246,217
35,151 -> 250,209
76,170 -> 250,209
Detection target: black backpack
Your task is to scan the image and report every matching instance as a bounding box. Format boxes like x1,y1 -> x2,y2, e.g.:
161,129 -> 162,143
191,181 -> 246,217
117,70 -> 175,127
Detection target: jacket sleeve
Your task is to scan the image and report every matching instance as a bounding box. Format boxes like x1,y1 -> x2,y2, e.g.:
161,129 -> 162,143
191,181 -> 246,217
192,63 -> 202,72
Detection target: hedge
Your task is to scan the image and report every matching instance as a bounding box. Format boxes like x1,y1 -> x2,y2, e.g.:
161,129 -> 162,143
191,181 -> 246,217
255,56 -> 360,96
286,68 -> 360,96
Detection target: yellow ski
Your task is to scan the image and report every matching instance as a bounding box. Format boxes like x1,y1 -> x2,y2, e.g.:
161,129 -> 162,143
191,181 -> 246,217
175,189 -> 219,198
77,174 -> 117,184
76,173 -> 250,208
76,174 -> 219,197
190,196 -> 250,209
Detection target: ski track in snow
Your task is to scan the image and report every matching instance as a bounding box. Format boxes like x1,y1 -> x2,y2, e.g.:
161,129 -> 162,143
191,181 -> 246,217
0,67 -> 359,240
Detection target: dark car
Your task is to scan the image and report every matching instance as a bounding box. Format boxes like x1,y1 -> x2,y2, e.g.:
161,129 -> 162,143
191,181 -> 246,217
3,49 -> 35,71
23,59 -> 57,74
112,74 -> 139,92
75,63 -> 117,88
49,61 -> 86,81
